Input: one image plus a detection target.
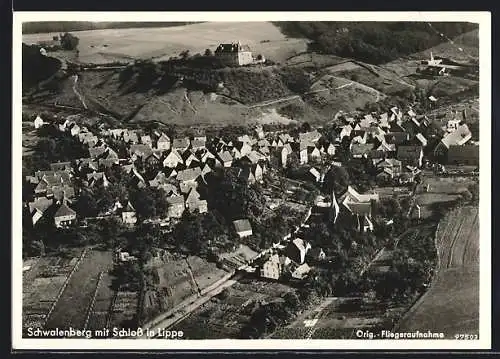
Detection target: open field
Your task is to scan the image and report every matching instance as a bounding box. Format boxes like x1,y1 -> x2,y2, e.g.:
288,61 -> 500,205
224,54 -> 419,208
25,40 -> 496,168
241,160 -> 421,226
44,249 -> 114,330
174,279 -> 295,339
22,248 -> 84,332
272,297 -> 406,339
396,206 -> 479,337
415,176 -> 477,218
23,22 -> 308,64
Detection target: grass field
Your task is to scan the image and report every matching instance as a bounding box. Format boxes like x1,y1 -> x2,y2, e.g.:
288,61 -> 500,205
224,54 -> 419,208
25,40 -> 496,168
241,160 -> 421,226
415,176 -> 477,218
396,206 -> 479,337
22,22 -> 308,64
175,279 -> 295,339
44,249 -> 114,330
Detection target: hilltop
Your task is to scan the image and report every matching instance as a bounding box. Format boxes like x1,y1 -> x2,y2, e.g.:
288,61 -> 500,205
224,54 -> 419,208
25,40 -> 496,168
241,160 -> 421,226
22,22 -> 479,128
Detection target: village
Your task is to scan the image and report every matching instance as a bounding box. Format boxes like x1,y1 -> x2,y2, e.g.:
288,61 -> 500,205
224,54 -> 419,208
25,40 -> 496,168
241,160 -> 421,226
22,93 -> 480,338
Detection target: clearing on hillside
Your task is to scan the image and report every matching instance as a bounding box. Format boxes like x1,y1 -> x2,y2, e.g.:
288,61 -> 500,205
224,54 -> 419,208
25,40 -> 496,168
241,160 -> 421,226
396,206 -> 479,337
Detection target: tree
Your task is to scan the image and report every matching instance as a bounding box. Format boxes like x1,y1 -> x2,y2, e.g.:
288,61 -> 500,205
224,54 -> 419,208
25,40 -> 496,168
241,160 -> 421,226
323,165 -> 349,196
179,49 -> 190,59
59,32 -> 80,50
204,48 -> 213,57
130,188 -> 157,220
74,191 -> 100,218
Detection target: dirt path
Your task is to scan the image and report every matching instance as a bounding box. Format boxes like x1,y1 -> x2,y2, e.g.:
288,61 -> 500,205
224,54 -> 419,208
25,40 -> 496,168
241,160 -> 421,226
72,75 -> 88,109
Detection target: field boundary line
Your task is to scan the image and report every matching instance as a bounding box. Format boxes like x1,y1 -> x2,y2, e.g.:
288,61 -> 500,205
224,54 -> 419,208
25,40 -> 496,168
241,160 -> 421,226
42,247 -> 90,328
83,271 -> 105,330
393,208 -> 459,332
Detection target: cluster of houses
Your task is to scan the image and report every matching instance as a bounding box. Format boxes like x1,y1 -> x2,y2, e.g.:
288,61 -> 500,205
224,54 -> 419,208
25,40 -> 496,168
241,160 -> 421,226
257,237 -> 327,281
24,102 -> 478,234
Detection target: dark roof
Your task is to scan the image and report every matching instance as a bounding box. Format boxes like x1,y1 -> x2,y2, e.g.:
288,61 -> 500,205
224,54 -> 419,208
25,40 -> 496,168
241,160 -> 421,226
233,219 -> 252,233
447,145 -> 479,160
397,145 -> 422,159
54,203 -> 76,218
215,43 -> 251,53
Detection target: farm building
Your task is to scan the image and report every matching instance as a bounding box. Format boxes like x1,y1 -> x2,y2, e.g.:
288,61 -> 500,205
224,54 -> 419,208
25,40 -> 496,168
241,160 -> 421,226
233,219 -> 253,238
214,41 -> 253,66
446,145 -> 479,165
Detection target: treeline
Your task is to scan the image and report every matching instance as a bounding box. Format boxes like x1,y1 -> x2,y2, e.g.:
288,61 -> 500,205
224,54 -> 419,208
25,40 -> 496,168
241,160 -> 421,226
23,22 -> 201,34
275,22 -> 478,64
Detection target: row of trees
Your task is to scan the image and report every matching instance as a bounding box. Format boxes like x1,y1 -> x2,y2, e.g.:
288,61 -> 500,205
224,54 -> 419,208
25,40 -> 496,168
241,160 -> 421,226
23,22 -> 196,34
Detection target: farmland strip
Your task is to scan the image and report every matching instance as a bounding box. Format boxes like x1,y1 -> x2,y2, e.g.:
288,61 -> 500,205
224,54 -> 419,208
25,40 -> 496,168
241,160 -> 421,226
83,271 -> 105,330
42,248 -> 89,328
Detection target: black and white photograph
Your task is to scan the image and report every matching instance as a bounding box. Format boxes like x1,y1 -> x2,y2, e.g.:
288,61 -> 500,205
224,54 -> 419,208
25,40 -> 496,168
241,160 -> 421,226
12,11 -> 491,350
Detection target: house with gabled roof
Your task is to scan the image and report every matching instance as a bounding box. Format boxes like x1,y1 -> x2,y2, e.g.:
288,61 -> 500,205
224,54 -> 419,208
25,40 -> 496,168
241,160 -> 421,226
28,197 -> 54,225
299,142 -> 309,165
87,172 -> 110,187
167,195 -> 185,218
285,238 -> 311,265
156,133 -> 171,151
376,158 -> 402,178
181,151 -> 200,168
438,124 -> 472,150
281,143 -> 293,168
54,202 -> 77,228
232,141 -> 252,159
233,219 -> 253,238
163,149 -> 183,168
308,146 -> 322,161
217,151 -> 233,167
185,188 -> 207,214
144,152 -> 162,169
122,201 -> 137,224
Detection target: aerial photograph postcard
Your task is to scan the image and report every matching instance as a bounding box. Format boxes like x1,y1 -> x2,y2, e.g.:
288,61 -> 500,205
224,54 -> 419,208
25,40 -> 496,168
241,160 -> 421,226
12,11 -> 491,351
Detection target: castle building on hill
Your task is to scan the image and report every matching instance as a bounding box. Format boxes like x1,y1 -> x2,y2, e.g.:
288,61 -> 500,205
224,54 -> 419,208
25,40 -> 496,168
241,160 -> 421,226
214,41 -> 253,66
